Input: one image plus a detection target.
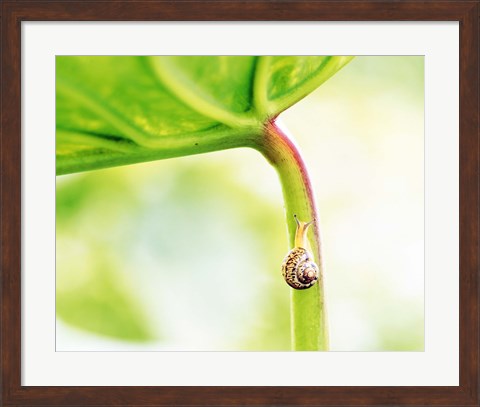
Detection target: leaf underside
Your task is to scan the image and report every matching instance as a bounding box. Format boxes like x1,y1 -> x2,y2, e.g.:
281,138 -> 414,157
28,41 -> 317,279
56,56 -> 353,174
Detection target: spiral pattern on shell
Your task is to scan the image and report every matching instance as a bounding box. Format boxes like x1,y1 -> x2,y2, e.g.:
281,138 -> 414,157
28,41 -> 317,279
281,247 -> 319,289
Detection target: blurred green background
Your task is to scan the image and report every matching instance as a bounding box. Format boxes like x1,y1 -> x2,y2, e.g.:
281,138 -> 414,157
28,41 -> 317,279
56,56 -> 424,351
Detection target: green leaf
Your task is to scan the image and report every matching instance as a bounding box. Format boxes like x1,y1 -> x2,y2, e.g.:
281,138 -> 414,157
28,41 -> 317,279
56,257 -> 156,342
56,56 -> 353,174
56,173 -> 156,342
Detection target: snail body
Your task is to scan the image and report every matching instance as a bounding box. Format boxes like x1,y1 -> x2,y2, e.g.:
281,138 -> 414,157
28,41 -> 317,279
281,215 -> 319,290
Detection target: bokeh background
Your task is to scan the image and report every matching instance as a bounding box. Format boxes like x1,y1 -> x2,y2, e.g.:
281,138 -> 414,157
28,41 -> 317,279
56,56 -> 424,351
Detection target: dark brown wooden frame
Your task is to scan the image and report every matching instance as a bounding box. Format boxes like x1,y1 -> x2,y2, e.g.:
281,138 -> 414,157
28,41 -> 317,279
1,1 -> 478,406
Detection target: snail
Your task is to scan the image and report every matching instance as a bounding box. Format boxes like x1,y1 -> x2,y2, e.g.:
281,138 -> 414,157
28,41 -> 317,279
281,215 -> 319,290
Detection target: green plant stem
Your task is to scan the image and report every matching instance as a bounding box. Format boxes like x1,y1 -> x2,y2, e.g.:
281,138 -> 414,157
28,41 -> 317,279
254,119 -> 328,351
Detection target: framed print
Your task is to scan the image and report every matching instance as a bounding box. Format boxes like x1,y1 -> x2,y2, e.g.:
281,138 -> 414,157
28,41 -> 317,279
1,1 -> 478,406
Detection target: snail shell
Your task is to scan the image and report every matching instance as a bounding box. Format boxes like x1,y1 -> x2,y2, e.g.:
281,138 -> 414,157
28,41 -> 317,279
281,215 -> 319,290
281,247 -> 319,289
